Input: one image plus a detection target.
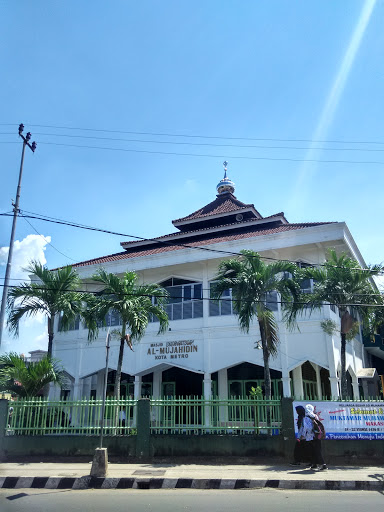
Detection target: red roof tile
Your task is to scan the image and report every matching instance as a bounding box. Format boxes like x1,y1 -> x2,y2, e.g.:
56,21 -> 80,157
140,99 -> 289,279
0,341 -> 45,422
172,192 -> 261,224
71,222 -> 335,269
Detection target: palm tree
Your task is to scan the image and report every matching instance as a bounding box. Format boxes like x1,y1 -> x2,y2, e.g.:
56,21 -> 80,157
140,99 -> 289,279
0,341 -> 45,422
7,261 -> 83,358
83,269 -> 169,399
0,352 -> 67,398
287,249 -> 382,399
213,250 -> 298,400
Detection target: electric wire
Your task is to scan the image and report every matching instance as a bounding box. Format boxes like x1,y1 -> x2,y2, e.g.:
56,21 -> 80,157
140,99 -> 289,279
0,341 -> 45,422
2,122 -> 384,145
3,131 -> 384,152
22,216 -> 79,264
0,139 -> 383,165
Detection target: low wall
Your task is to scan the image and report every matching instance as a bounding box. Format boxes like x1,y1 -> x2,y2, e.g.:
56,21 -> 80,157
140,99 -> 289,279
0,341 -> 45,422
1,398 -> 384,463
151,434 -> 285,458
1,435 -> 136,458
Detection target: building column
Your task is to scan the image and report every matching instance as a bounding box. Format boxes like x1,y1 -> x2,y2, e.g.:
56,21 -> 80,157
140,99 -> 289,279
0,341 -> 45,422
292,365 -> 304,399
203,372 -> 212,428
96,370 -> 105,398
134,375 -> 142,399
329,377 -> 339,398
280,330 -> 291,397
202,262 -> 209,324
314,364 -> 322,399
82,377 -> 92,400
49,382 -> 61,400
151,370 -> 162,425
281,377 -> 291,398
218,368 -> 228,424
133,375 -> 142,428
152,370 -> 162,399
72,378 -> 82,400
352,378 -> 360,399
326,334 -> 340,398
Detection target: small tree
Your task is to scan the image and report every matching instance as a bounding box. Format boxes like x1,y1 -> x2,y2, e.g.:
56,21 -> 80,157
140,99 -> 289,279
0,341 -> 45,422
7,261 -> 83,357
287,249 -> 382,399
83,269 -> 169,399
213,250 -> 299,400
0,352 -> 67,398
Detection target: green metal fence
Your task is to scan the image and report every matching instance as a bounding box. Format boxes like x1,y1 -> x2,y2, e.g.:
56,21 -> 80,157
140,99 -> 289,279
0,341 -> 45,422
6,398 -> 137,436
150,397 -> 282,435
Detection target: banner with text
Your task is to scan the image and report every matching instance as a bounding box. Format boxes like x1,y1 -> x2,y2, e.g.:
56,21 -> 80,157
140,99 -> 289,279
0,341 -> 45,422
293,400 -> 384,440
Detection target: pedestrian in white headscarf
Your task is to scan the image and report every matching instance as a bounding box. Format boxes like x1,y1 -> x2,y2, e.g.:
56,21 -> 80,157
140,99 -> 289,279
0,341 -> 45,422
305,404 -> 327,471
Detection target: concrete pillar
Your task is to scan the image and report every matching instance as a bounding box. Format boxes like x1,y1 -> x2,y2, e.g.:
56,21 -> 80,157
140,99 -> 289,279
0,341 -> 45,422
0,399 -> 9,460
292,365 -> 303,399
280,397 -> 296,460
218,368 -> 228,424
90,447 -> 108,477
136,398 -> 151,458
203,372 -> 212,428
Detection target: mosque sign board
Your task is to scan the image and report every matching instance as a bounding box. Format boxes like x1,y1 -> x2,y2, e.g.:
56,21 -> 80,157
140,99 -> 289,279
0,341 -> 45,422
293,401 -> 384,440
145,340 -> 199,362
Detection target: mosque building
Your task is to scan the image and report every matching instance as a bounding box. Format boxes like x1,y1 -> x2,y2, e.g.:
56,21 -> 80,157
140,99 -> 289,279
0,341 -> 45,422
51,165 -> 381,401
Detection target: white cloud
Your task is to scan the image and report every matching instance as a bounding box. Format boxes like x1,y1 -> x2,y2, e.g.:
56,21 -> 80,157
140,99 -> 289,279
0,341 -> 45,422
0,234 -> 51,282
33,330 -> 48,350
1,234 -> 51,354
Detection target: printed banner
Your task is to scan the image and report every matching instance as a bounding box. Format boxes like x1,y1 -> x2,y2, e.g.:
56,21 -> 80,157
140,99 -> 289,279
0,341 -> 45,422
293,401 -> 384,440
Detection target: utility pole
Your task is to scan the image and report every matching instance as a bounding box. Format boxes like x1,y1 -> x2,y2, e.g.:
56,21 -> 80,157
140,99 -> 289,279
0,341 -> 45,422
0,124 -> 37,350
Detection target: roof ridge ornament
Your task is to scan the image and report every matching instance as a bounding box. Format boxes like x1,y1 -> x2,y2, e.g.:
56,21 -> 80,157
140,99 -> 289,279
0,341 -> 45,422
216,161 -> 235,195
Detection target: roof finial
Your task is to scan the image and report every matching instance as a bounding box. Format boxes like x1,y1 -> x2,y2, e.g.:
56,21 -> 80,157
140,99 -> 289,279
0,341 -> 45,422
216,161 -> 235,195
223,160 -> 228,179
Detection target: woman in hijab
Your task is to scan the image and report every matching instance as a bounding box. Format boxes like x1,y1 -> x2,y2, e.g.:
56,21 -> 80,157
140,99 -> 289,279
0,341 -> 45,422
290,405 -> 308,466
305,404 -> 327,471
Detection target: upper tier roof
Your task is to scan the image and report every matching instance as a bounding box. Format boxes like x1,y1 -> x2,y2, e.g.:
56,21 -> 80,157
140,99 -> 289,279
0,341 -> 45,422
172,191 -> 264,231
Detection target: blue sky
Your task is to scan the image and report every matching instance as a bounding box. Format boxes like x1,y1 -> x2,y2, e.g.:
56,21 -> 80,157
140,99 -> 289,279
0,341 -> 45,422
1,1 -> 383,355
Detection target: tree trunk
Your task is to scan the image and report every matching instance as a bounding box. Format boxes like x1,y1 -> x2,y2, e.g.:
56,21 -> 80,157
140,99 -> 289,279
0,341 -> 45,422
259,319 -> 272,433
47,315 -> 55,358
340,332 -> 348,399
259,320 -> 272,400
114,323 -> 126,400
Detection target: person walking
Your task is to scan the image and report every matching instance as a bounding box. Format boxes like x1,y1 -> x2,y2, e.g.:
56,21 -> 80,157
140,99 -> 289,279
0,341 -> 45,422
290,406 -> 309,466
305,404 -> 327,471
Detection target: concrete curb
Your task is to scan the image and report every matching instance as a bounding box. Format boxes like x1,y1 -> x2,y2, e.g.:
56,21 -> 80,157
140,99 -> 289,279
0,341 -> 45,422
0,476 -> 383,491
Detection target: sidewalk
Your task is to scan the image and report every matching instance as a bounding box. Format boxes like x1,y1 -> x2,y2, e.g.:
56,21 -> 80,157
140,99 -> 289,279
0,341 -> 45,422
0,462 -> 383,491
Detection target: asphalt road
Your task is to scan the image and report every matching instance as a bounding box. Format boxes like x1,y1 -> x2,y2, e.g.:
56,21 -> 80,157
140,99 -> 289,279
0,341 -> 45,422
1,489 -> 384,512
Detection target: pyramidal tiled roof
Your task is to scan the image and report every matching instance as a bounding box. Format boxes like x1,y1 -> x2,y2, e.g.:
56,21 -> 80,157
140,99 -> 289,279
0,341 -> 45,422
69,221 -> 336,269
172,192 -> 261,224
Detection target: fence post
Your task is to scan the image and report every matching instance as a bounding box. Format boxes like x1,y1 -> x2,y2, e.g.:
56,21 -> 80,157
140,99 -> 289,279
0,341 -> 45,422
0,399 -> 9,460
136,398 -> 151,458
280,397 -> 295,459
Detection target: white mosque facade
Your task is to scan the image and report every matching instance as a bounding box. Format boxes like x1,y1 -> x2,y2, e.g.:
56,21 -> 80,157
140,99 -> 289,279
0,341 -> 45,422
51,169 -> 381,401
